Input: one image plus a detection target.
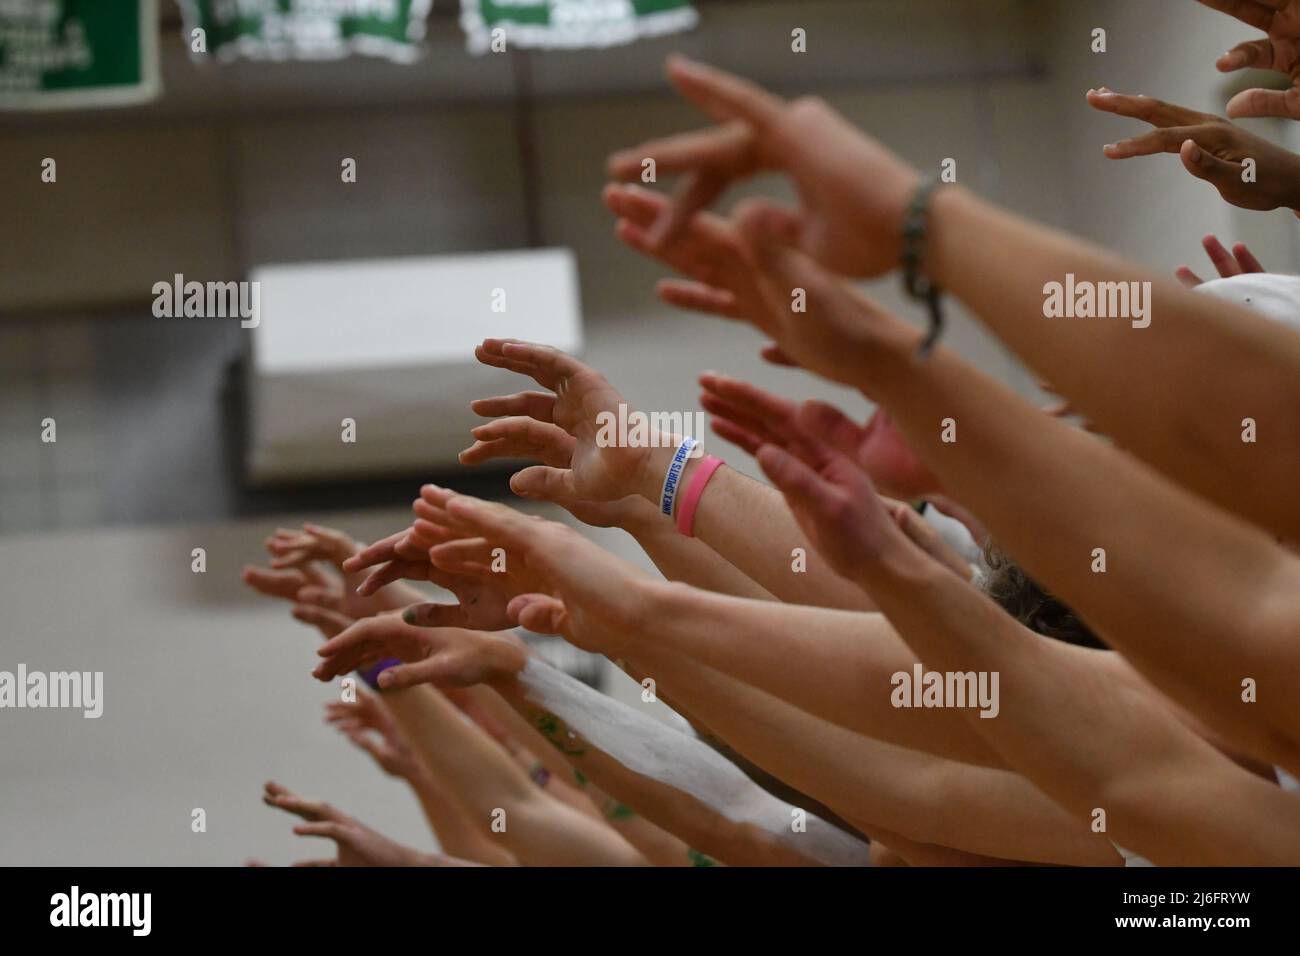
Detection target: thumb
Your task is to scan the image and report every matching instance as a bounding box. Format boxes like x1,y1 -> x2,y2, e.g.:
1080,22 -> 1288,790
507,593 -> 569,635
1179,139 -> 1243,189
401,602 -> 470,629
1225,85 -> 1300,121
510,465 -> 579,502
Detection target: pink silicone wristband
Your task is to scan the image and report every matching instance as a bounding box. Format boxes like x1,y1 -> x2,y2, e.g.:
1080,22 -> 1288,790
675,455 -> 725,537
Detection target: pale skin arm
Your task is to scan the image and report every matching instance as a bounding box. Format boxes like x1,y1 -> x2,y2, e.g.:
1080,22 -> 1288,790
454,684 -> 702,867
487,675 -> 855,867
258,781 -> 483,867
557,536 -> 1005,768
926,184 -> 1300,538
859,549 -> 1300,865
320,683 -> 519,867
313,621 -> 865,866
617,499 -> 776,601
376,680 -> 648,867
403,490 -> 1004,768
415,497 -> 1095,864
466,343 -> 875,612
243,538 -> 515,868
620,198 -> 1300,775
561,497 -> 1049,860
608,55 -> 1300,538
272,573 -> 640,866
747,428 -> 1300,863
616,637 -> 1118,865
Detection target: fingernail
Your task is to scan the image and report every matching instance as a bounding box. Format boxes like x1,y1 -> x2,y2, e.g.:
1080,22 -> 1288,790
1187,142 -> 1202,161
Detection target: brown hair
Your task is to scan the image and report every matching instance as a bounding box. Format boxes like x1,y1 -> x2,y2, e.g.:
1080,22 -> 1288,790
981,543 -> 1107,650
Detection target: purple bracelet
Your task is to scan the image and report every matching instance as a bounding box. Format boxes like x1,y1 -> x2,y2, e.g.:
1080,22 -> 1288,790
358,658 -> 402,691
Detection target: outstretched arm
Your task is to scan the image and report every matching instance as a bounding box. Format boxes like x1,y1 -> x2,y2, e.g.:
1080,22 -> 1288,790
465,339 -> 877,611
748,424 -> 1300,864
641,214 -> 1300,775
313,621 -> 872,867
307,619 -> 646,867
606,56 -> 1300,538
405,487 -> 1006,768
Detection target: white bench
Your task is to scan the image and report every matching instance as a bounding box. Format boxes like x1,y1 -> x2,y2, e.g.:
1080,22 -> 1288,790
246,248 -> 582,484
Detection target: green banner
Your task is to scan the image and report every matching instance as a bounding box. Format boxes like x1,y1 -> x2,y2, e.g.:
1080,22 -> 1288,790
460,0 -> 697,55
0,0 -> 159,110
179,0 -> 432,63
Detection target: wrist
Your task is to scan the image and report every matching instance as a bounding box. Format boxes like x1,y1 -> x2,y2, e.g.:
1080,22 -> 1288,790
615,495 -> 672,537
485,636 -> 530,688
632,438 -> 702,510
852,531 -> 945,594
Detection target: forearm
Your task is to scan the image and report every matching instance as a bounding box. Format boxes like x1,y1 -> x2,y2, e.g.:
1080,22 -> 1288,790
631,458 -> 876,610
856,548 -> 1300,865
459,692 -> 693,866
610,580 -> 1003,766
494,659 -> 874,866
622,640 -> 1114,865
927,186 -> 1300,536
402,764 -> 518,867
861,337 -> 1300,766
380,684 -> 646,866
620,503 -> 775,601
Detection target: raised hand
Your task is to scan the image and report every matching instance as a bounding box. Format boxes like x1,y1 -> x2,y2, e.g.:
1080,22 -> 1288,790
260,781 -> 451,867
607,55 -> 920,278
602,182 -> 767,321
751,406 -> 907,578
1086,88 -> 1300,211
313,612 -> 529,690
341,485 -> 535,631
1199,0 -> 1300,118
471,339 -> 661,503
429,494 -> 656,656
1175,234 -> 1268,287
698,372 -> 941,500
324,689 -> 421,779
247,523 -> 404,621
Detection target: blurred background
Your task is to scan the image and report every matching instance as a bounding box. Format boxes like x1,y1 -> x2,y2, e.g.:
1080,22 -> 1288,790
1,0 -> 1298,864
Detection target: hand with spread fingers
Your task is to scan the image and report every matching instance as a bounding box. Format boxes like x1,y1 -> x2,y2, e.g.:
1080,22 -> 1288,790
602,181 -> 768,322
470,338 -> 668,503
606,54 -> 920,278
428,494 -> 656,656
259,781 -> 467,867
324,689 -> 422,780
1086,87 -> 1300,211
312,611 -> 530,690
342,484 -> 545,631
1199,0 -> 1300,119
699,371 -> 941,501
244,522 -> 418,622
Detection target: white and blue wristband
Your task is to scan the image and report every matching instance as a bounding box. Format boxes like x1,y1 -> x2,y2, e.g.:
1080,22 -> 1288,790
659,437 -> 699,518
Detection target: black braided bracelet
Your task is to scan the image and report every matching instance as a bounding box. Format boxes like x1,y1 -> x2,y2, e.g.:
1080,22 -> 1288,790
901,176 -> 946,358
